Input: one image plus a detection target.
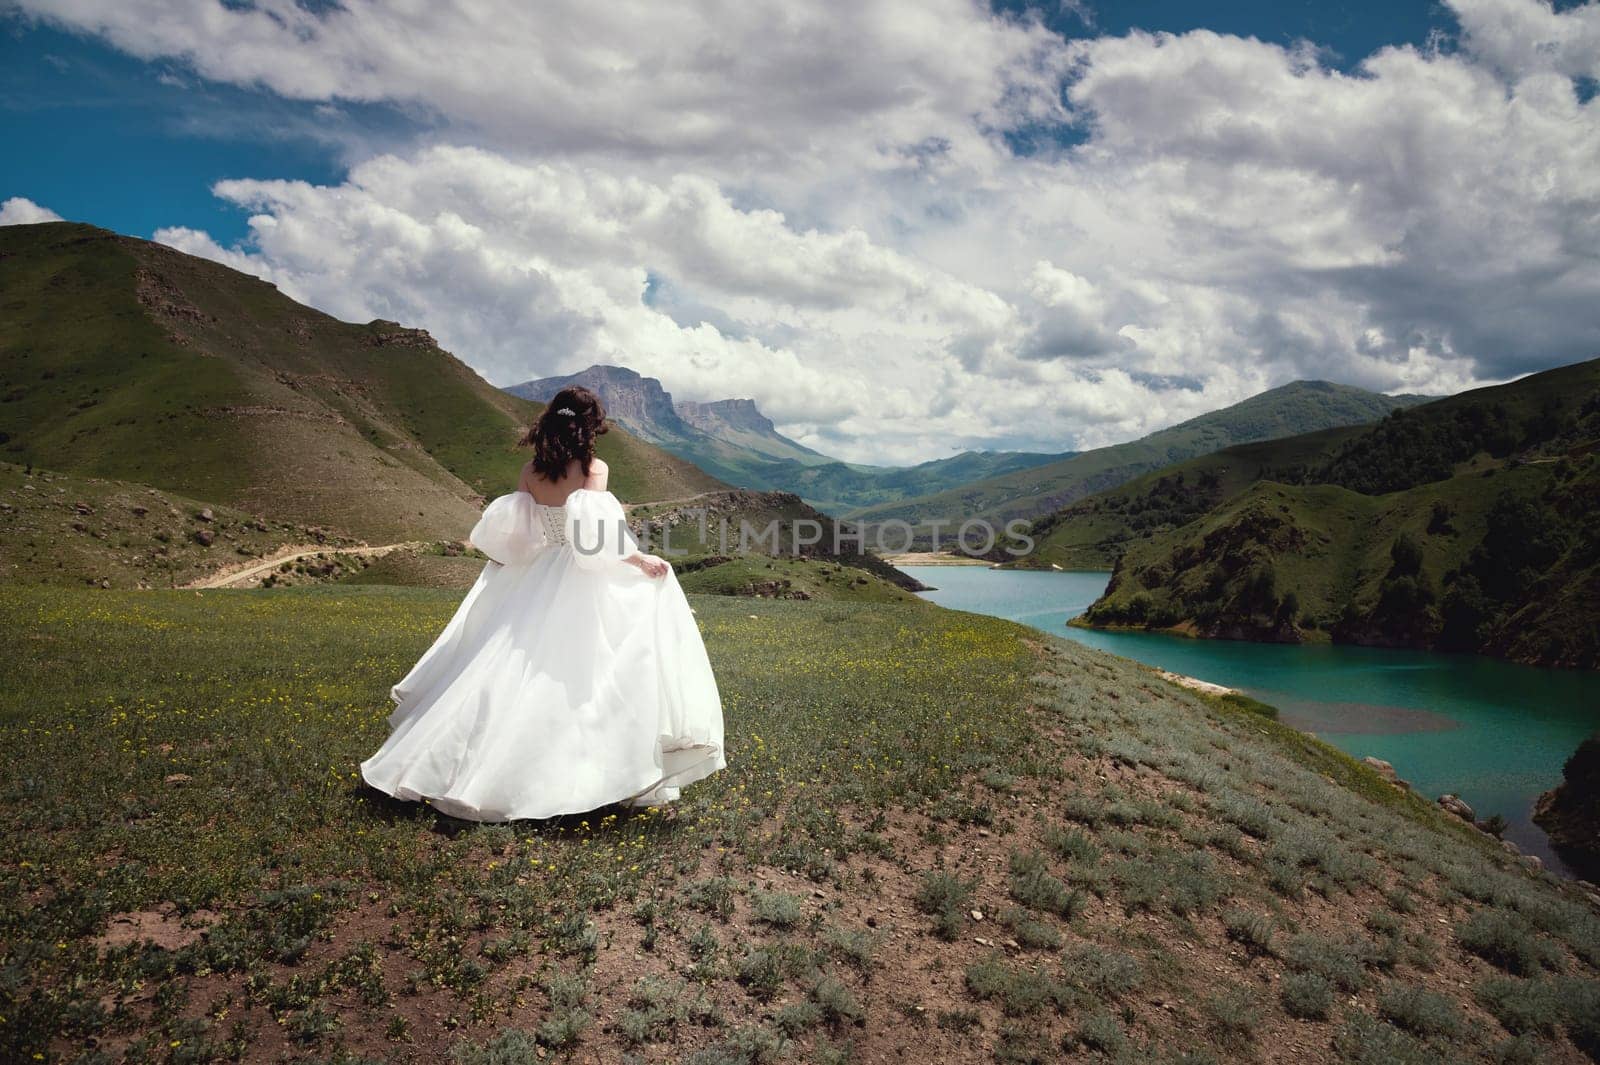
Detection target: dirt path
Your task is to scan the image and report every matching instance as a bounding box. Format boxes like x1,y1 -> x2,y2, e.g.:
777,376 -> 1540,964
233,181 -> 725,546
622,490 -> 727,511
192,488 -> 730,588
187,541 -> 427,589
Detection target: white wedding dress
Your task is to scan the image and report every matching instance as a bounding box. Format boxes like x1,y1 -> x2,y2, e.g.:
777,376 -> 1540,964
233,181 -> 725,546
360,488 -> 725,821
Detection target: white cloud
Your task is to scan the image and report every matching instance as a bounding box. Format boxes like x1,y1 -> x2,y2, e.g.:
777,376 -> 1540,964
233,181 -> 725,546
1449,0 -> 1600,81
33,0 -> 1600,462
0,197 -> 63,226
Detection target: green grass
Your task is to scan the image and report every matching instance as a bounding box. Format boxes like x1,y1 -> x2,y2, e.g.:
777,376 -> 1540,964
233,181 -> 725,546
3,584 -> 1597,1063
674,555 -> 920,603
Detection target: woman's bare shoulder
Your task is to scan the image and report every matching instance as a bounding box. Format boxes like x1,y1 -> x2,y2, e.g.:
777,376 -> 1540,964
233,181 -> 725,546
584,457 -> 609,490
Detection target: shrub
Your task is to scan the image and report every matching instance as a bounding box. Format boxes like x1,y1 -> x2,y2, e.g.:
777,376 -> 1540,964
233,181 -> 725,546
1333,1011 -> 1434,1065
1008,850 -> 1086,919
1042,824 -> 1100,863
965,956 -> 1076,1016
1061,943 -> 1142,999
1376,985 -> 1463,1039
1075,1010 -> 1127,1053
914,871 -> 977,940
751,891 -> 803,929
683,877 -> 737,920
1222,909 -> 1276,956
809,972 -> 865,1026
1457,911 -> 1563,976
821,926 -> 878,970
1474,976 -> 1563,1037
1283,934 -> 1370,992
1280,972 -> 1333,1021
683,1026 -> 788,1065
1203,986 -> 1261,1048
999,907 -> 1061,950
451,1029 -> 541,1065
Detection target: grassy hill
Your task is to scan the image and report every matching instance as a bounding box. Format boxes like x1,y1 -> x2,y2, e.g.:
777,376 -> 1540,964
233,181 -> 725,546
1019,427 -> 1370,570
5,585 -> 1598,1063
0,222 -> 722,547
0,461 -> 366,588
1082,357 -> 1600,668
848,381 -> 1430,537
626,489 -> 928,593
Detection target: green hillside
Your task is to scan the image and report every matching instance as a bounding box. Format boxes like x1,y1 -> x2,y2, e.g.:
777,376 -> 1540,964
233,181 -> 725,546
848,381 -> 1430,536
0,222 -> 722,547
7,585 -> 1598,1063
1019,426 -> 1370,570
1082,357 -> 1600,668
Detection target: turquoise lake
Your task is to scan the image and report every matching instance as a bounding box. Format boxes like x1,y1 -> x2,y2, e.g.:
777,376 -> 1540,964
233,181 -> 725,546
904,564 -> 1599,877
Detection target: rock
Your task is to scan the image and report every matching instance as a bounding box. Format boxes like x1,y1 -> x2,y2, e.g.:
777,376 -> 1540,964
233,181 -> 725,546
1437,794 -> 1476,822
1521,854 -> 1543,871
164,773 -> 193,786
193,529 -> 215,546
970,909 -> 984,921
130,505 -> 148,517
1533,733 -> 1600,881
1363,756 -> 1398,781
1500,839 -> 1522,856
196,507 -> 214,522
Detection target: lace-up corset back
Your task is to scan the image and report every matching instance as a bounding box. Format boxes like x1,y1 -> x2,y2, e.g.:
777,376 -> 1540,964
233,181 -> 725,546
538,502 -> 569,546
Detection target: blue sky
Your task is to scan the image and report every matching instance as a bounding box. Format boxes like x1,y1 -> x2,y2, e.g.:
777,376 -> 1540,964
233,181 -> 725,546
3,3 -> 1459,244
1,0 -> 1596,463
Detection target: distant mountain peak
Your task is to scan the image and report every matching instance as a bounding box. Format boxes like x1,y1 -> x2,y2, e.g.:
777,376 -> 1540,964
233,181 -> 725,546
678,398 -> 776,436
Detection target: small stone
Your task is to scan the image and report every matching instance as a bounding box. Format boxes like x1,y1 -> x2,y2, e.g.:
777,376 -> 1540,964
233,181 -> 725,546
164,774 -> 193,786
193,529 -> 215,546
196,507 -> 214,522
970,910 -> 984,921
973,937 -> 991,946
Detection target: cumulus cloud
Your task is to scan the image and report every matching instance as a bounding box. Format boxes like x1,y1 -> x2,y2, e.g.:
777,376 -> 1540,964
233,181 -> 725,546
0,196 -> 63,226
27,0 -> 1600,461
13,0 -> 1069,182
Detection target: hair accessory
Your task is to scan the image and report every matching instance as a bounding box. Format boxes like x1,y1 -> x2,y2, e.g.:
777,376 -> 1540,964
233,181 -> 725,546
555,407 -> 577,416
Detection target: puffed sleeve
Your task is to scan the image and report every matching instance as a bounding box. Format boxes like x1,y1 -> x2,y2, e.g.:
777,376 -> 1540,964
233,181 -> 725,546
468,492 -> 548,565
564,488 -> 642,573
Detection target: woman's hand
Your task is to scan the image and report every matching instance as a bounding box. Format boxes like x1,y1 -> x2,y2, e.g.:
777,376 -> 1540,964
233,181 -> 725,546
629,553 -> 671,578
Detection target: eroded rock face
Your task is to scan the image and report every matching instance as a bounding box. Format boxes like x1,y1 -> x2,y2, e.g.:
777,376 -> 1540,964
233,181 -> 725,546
1437,793 -> 1476,823
1534,732 -> 1600,880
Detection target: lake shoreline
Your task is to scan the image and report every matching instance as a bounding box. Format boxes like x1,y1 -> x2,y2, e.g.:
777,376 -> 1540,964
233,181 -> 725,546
903,562 -> 1600,881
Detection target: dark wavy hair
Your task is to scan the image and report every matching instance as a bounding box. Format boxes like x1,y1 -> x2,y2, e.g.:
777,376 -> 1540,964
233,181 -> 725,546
520,385 -> 609,481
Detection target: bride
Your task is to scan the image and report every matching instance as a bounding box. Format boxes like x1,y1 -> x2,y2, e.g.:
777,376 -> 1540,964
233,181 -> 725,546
361,386 -> 726,821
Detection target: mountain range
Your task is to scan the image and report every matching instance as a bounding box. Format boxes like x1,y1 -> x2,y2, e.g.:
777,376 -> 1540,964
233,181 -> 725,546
846,380 -> 1435,538
506,364 -> 1069,513
1075,356 -> 1600,669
